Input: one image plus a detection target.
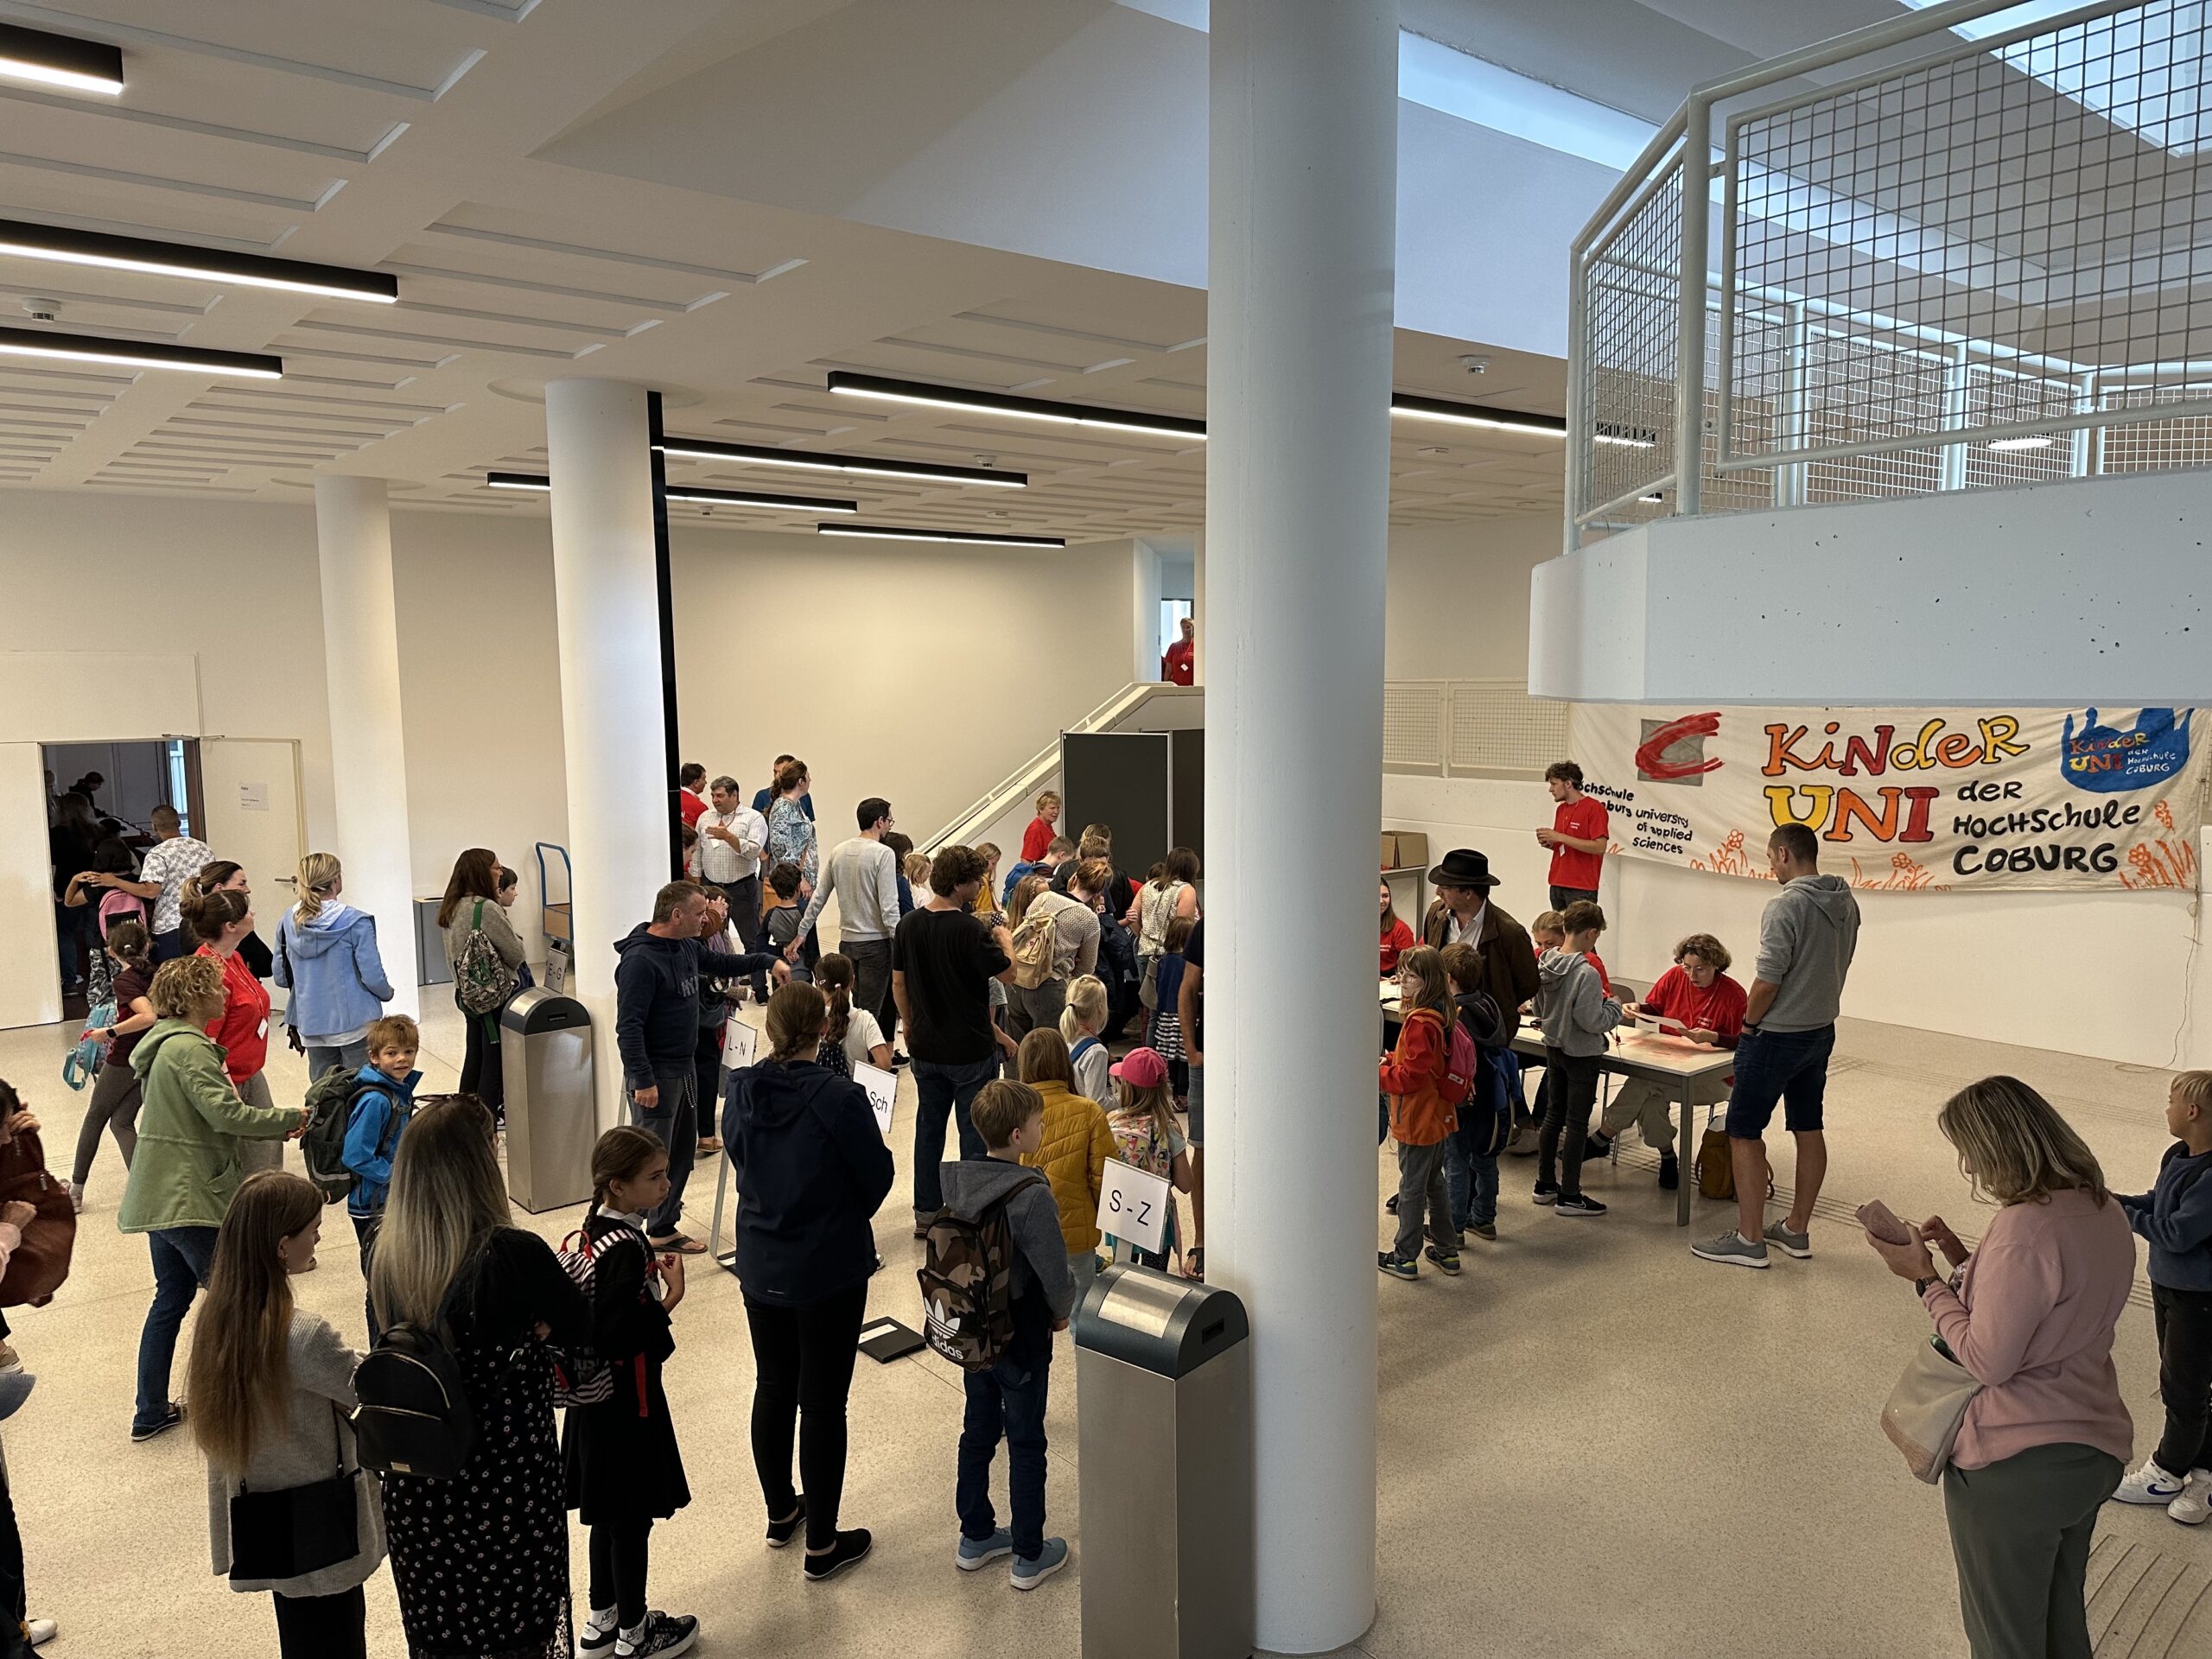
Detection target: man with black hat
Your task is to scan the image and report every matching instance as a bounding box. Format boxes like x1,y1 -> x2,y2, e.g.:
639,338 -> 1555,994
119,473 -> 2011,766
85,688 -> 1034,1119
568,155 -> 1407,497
1422,849 -> 1541,1142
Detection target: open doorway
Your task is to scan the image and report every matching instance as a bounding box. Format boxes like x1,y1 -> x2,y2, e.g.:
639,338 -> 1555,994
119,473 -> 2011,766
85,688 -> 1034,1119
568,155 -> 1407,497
43,740 -> 198,1020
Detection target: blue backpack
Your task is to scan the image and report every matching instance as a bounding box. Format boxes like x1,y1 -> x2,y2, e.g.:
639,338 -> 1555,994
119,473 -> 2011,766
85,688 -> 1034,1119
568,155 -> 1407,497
62,999 -> 116,1091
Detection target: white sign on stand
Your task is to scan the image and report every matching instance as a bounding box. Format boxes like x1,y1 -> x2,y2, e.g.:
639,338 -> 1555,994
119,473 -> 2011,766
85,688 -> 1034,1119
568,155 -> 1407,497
722,1019 -> 759,1071
853,1060 -> 897,1139
1095,1158 -> 1173,1256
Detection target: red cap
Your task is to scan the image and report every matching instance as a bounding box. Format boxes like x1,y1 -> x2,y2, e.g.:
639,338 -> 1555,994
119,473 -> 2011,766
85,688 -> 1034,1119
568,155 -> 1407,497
1109,1046 -> 1169,1088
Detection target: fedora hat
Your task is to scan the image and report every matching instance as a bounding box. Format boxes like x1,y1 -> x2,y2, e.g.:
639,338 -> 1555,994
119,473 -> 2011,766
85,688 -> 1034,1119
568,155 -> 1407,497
1427,848 -> 1501,890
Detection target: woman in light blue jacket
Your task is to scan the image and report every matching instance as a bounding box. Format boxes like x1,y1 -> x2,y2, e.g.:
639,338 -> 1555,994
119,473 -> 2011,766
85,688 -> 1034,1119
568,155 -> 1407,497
272,853 -> 394,1078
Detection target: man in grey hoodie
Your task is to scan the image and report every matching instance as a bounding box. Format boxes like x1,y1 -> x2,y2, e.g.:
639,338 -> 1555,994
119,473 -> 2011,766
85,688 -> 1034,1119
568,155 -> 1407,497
1694,823 -> 1861,1269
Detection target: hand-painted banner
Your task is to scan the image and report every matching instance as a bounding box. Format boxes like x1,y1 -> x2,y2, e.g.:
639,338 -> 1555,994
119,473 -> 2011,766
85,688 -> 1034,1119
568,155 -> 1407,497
1569,704 -> 2206,893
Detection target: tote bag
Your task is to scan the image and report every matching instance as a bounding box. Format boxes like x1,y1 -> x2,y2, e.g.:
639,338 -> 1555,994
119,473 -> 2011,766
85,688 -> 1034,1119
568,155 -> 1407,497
1881,1334 -> 1981,1484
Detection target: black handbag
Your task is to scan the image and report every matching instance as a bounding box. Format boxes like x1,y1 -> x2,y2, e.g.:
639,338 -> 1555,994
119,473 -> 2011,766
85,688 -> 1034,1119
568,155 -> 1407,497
226,1406 -> 360,1581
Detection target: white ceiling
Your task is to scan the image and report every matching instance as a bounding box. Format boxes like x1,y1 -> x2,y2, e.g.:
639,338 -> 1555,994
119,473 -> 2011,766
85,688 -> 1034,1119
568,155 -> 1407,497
0,0 -> 1923,538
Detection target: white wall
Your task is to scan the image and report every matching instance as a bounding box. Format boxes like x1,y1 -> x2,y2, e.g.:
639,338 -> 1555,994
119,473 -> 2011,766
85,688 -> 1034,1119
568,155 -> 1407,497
1386,515 -> 1556,680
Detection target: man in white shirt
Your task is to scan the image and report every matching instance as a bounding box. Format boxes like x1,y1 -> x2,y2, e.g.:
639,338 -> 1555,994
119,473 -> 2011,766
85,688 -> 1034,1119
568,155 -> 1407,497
698,774 -> 769,996
92,804 -> 210,963
791,796 -> 903,1040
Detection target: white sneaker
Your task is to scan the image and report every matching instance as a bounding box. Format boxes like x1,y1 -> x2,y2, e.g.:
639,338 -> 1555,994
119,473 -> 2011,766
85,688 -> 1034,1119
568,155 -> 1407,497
2113,1455 -> 2189,1505
2170,1468 -> 2212,1526
67,1182 -> 83,1215
26,1617 -> 54,1648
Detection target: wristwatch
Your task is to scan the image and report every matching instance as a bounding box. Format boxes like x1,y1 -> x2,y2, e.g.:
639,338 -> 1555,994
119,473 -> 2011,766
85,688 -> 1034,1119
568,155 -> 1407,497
1914,1275 -> 1940,1297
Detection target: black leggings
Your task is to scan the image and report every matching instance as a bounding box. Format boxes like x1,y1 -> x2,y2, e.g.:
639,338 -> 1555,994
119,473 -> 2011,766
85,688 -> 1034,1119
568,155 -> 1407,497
588,1516 -> 653,1630
745,1283 -> 868,1551
273,1583 -> 365,1659
456,998 -> 505,1115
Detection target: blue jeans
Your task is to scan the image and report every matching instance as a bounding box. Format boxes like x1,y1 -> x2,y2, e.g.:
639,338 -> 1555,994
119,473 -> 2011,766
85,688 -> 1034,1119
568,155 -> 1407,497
912,1056 -> 995,1216
150,926 -> 187,965
1443,1135 -> 1500,1230
1725,1024 -> 1834,1138
957,1325 -> 1052,1561
136,1225 -> 218,1432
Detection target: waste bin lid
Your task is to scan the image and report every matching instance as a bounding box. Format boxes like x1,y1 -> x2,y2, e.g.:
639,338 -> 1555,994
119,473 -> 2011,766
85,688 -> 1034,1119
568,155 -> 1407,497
1073,1264 -> 1248,1378
500,986 -> 590,1035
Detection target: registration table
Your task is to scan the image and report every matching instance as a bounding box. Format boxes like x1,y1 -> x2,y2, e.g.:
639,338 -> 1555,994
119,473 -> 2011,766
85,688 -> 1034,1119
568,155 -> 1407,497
1381,985 -> 1736,1228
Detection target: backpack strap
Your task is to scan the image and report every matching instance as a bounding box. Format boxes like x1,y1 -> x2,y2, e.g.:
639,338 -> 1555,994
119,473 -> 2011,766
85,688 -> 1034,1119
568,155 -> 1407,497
1071,1036 -> 1102,1064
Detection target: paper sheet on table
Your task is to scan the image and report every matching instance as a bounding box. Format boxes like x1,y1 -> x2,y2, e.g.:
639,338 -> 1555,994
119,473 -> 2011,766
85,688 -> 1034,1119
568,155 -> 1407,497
1633,1013 -> 1688,1033
854,1060 -> 897,1138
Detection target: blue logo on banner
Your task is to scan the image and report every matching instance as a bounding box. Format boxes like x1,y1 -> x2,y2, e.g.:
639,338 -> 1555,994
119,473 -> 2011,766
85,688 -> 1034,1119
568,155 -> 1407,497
2060,708 -> 2194,792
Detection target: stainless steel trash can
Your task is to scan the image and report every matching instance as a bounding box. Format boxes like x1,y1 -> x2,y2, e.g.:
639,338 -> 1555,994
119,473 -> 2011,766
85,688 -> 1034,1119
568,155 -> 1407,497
500,988 -> 594,1213
1076,1263 -> 1253,1659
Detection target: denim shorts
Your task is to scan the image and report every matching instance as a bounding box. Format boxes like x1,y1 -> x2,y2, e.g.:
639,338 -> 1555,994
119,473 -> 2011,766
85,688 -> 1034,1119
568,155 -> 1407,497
1724,1024 -> 1835,1138
1186,1062 -> 1205,1148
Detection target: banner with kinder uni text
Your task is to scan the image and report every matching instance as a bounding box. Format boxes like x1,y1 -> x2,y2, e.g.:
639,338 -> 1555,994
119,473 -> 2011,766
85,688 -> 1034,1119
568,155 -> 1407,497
1567,705 -> 2207,893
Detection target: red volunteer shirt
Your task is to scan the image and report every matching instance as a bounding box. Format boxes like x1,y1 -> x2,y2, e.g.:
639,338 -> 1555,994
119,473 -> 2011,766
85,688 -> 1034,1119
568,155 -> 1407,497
1020,816 -> 1056,862
678,788 -> 709,828
1549,795 -> 1610,889
197,944 -> 271,1084
1379,917 -> 1416,977
1640,964 -> 1748,1042
1162,639 -> 1195,685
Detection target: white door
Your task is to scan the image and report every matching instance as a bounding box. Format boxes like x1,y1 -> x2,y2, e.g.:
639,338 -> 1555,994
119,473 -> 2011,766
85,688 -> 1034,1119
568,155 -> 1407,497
198,739 -> 305,1005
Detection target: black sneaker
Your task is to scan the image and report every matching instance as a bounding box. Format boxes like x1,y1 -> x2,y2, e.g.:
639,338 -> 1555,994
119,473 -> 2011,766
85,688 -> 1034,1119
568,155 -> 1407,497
1384,1194 -> 1400,1215
1657,1152 -> 1680,1190
1468,1221 -> 1498,1241
1532,1180 -> 1560,1205
130,1402 -> 185,1443
1422,1245 -> 1463,1276
1555,1193 -> 1608,1217
804,1529 -> 874,1582
1583,1134 -> 1611,1161
579,1618 -> 620,1656
1377,1252 -> 1419,1281
615,1611 -> 698,1658
766,1494 -> 807,1549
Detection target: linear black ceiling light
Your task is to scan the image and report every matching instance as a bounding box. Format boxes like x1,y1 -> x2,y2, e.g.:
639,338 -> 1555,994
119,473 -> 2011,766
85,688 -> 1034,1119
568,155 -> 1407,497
817,522 -> 1065,549
825,370 -> 1207,442
0,326 -> 280,378
1389,393 -> 1565,437
0,218 -> 397,303
658,433 -> 1027,490
0,22 -> 123,95
486,471 -> 550,491
665,483 -> 857,512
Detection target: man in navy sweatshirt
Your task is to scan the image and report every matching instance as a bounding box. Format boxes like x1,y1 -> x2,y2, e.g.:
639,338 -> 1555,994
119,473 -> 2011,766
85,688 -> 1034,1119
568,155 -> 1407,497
615,880 -> 786,1252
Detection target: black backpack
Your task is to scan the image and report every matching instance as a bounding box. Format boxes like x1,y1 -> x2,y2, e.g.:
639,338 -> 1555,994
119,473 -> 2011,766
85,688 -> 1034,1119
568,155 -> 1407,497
298,1067 -> 374,1205
352,1264 -> 479,1479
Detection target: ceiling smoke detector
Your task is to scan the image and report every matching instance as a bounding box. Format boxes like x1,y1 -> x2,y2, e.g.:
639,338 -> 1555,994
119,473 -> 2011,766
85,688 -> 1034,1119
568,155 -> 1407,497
1459,353 -> 1489,375
972,454 -> 997,467
21,296 -> 60,321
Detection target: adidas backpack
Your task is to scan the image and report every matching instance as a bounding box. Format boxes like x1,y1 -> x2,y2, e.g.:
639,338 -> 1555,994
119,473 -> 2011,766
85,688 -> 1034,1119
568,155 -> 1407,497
917,1171 -> 1046,1371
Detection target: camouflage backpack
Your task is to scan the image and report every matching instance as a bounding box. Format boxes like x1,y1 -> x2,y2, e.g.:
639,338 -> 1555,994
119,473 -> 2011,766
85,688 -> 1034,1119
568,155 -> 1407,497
917,1170 -> 1047,1371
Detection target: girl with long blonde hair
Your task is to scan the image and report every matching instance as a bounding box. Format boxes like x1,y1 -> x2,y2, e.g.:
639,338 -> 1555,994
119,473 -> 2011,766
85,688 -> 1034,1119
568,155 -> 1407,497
272,851 -> 396,1078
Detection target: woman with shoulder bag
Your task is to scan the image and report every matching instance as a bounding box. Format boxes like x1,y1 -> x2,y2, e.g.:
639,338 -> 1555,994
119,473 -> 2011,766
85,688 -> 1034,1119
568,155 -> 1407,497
373,1097 -> 591,1659
1131,848 -> 1201,1009
1864,1075 -> 2136,1659
437,849 -> 524,1120
188,1170 -> 383,1659
274,854 -> 395,1080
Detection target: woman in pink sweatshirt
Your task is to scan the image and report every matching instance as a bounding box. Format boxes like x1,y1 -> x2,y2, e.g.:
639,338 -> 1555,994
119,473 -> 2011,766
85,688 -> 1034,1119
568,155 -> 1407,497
1866,1075 -> 2135,1659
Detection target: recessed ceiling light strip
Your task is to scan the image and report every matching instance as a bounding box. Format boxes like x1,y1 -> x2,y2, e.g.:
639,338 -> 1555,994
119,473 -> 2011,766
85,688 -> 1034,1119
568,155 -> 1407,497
657,433 -> 1027,490
0,326 -> 281,378
664,483 -> 857,512
1389,392 -> 1566,437
0,22 -> 122,95
817,522 -> 1065,548
486,471 -> 550,491
825,370 -> 1207,441
0,218 -> 397,303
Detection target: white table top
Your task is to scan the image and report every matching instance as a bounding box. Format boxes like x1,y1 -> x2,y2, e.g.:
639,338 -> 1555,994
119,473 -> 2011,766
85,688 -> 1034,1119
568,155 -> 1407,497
1380,986 -> 1736,1084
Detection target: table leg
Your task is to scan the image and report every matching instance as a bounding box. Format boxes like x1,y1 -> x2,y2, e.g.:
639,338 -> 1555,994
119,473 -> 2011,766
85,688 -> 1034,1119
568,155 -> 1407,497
708,1152 -> 739,1274
1675,1089 -> 1694,1228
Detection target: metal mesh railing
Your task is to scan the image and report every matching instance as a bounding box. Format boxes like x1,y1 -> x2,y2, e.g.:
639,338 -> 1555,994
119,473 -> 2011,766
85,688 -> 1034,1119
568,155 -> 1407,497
1570,0 -> 2212,544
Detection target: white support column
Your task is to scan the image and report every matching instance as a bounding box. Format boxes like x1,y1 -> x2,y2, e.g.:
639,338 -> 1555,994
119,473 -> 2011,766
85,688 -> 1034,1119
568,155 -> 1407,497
1131,537 -> 1165,683
313,474 -> 420,1020
1206,3 -> 1394,1652
1190,529 -> 1205,688
545,378 -> 669,1128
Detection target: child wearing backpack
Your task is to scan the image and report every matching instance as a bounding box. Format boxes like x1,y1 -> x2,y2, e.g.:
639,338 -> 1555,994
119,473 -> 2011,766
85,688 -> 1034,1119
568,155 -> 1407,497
1533,900 -> 1624,1218
1379,946 -> 1467,1280
340,1015 -> 421,1338
760,862 -> 816,983
935,1080 -> 1077,1590
565,1125 -> 696,1658
1103,1047 -> 1191,1270
1058,976 -> 1111,1105
1440,944 -> 1510,1243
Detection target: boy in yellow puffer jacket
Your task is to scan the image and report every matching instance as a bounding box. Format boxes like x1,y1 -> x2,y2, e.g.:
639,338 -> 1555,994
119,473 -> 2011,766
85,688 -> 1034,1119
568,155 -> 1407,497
1014,1028 -> 1116,1304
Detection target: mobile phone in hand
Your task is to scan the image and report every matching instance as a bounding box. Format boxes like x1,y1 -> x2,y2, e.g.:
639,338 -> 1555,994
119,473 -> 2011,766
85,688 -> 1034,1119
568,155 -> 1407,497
1858,1198 -> 1910,1245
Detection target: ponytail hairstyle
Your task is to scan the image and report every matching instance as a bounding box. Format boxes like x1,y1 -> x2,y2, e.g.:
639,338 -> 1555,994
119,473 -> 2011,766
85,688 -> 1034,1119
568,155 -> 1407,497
105,918 -> 150,968
765,981 -> 828,1065
187,1171 -> 324,1473
294,852 -> 341,925
1395,944 -> 1457,1036
590,1124 -> 668,1211
774,760 -> 808,798
814,953 -> 855,1054
181,884 -> 250,944
191,859 -> 245,897
1059,975 -> 1108,1044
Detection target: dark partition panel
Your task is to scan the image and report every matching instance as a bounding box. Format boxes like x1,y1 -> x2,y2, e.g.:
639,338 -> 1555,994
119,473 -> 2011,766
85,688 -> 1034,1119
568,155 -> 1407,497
1062,731 -> 1171,880
1170,727 -> 1204,860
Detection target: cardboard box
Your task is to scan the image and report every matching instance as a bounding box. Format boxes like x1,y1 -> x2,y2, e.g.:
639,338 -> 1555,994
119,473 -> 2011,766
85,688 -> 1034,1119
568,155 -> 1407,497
1394,831 -> 1429,869
1381,832 -> 1399,871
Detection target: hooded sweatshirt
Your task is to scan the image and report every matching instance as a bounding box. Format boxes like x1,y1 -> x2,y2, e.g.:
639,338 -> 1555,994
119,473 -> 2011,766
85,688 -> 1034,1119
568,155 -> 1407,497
2119,1141 -> 2212,1292
1752,874 -> 1861,1032
613,925 -> 779,1089
120,1020 -> 299,1234
275,903 -> 396,1046
722,1058 -> 894,1306
938,1155 -> 1078,1325
1535,946 -> 1624,1058
341,1063 -> 420,1218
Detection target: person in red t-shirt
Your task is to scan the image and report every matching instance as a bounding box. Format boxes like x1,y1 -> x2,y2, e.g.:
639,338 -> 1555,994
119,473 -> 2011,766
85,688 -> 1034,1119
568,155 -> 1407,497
677,762 -> 710,829
1378,880 -> 1415,977
1161,616 -> 1196,685
1020,790 -> 1062,863
182,883 -> 283,1176
1537,761 -> 1609,911
1589,931 -> 1747,1189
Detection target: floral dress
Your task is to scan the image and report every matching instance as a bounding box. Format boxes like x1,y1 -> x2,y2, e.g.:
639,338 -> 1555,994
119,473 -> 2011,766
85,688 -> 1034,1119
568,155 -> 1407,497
766,797 -> 818,888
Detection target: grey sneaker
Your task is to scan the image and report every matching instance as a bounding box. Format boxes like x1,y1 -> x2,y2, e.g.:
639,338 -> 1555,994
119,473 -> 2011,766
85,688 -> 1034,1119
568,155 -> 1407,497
1764,1219 -> 1812,1260
1011,1537 -> 1071,1591
1691,1230 -> 1770,1268
957,1528 -> 1014,1571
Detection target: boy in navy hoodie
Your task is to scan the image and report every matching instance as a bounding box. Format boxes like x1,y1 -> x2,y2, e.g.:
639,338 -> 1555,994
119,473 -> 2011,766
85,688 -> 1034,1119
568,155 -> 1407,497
342,1014 -> 421,1337
941,1079 -> 1077,1590
2113,1069 -> 2212,1523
